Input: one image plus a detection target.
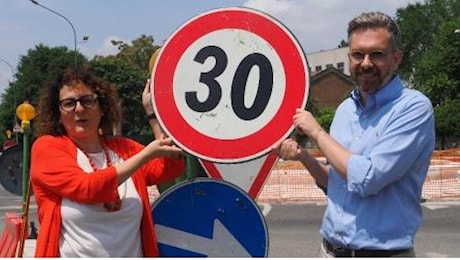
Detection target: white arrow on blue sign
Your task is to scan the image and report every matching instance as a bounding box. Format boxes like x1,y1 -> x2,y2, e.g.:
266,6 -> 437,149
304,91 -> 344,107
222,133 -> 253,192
156,219 -> 250,257
152,178 -> 268,257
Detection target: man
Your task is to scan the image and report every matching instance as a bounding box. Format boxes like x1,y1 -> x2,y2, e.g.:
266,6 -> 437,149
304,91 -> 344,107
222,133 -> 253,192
274,11 -> 435,257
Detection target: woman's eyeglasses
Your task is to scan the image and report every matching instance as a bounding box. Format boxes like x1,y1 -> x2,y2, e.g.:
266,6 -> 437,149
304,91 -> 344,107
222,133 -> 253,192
60,94 -> 98,112
348,50 -> 388,63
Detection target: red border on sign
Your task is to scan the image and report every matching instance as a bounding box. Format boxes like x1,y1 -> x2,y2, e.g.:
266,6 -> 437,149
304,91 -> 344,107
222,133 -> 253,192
153,8 -> 308,162
200,152 -> 279,199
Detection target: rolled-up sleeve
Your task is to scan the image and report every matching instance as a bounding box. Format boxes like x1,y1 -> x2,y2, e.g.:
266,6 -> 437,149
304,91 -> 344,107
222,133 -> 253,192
345,95 -> 435,197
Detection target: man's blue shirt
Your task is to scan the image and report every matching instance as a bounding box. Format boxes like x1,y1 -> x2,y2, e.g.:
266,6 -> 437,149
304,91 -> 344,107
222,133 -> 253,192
320,75 -> 435,250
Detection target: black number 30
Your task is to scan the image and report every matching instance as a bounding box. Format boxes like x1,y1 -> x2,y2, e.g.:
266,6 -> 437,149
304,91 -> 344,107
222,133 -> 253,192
185,46 -> 273,121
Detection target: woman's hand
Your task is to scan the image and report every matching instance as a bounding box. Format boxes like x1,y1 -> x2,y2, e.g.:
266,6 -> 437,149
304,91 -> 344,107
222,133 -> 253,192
142,79 -> 167,139
145,138 -> 184,159
142,79 -> 154,115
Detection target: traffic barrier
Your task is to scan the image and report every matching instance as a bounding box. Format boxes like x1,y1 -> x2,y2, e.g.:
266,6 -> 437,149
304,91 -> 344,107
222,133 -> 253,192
0,212 -> 24,257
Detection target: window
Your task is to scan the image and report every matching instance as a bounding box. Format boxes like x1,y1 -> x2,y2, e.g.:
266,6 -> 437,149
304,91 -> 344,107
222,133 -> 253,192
315,65 -> 322,72
337,62 -> 344,73
326,64 -> 333,68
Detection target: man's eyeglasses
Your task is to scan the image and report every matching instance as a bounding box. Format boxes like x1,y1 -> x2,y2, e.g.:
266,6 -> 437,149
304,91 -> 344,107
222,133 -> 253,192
60,94 -> 98,112
348,50 -> 388,63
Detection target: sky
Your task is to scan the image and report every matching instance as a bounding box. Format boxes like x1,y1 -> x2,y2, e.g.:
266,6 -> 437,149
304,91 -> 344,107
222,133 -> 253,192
0,0 -> 422,97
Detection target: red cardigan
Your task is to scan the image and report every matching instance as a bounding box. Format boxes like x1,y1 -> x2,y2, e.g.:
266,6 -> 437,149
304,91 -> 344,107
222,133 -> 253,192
30,135 -> 185,257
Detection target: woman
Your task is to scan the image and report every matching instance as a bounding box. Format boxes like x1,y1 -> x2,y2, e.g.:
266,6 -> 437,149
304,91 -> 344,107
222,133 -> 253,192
30,65 -> 185,257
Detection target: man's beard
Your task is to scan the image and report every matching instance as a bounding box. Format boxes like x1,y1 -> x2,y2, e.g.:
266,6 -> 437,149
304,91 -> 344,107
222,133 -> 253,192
353,68 -> 383,94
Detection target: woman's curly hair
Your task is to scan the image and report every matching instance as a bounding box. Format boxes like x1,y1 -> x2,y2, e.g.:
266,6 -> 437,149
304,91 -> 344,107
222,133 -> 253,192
34,65 -> 122,136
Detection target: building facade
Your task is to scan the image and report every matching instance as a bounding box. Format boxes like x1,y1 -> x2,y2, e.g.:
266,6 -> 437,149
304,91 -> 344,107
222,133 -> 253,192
299,47 -> 354,110
309,66 -> 354,110
307,47 -> 349,76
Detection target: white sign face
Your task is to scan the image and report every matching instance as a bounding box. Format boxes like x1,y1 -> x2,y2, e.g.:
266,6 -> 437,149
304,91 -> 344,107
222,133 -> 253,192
174,29 -> 285,140
152,7 -> 309,163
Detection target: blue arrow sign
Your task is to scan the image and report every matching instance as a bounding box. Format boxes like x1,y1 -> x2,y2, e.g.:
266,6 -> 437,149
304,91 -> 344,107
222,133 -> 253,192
152,178 -> 269,257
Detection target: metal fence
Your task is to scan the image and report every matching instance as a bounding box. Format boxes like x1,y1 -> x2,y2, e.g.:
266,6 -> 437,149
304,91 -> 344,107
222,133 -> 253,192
147,150 -> 460,204
256,150 -> 460,204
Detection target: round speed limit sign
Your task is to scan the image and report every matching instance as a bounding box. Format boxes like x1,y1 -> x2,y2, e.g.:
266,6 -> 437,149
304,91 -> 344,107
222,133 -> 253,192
151,7 -> 309,163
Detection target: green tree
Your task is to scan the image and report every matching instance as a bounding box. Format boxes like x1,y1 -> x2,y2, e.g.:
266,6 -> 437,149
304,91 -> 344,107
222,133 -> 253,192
396,0 -> 460,84
411,17 -> 460,145
0,35 -> 163,144
0,44 -> 86,144
90,58 -> 150,137
305,97 -> 319,116
102,34 -> 159,73
413,19 -> 460,105
317,107 -> 335,132
433,100 -> 460,149
91,34 -> 161,139
337,40 -> 348,48
396,0 -> 460,146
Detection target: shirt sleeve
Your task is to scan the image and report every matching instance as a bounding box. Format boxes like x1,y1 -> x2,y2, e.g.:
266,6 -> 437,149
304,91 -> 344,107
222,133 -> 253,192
144,157 -> 186,186
107,137 -> 186,186
347,95 -> 435,197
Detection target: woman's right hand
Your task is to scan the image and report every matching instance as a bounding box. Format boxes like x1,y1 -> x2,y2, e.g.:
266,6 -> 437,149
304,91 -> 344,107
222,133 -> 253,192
115,138 -> 184,184
145,138 -> 184,159
142,79 -> 154,114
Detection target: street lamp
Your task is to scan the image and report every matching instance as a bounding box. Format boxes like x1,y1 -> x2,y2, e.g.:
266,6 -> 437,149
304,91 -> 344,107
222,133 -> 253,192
30,0 -> 78,67
455,29 -> 460,34
0,58 -> 19,143
77,36 -> 89,52
79,35 -> 89,44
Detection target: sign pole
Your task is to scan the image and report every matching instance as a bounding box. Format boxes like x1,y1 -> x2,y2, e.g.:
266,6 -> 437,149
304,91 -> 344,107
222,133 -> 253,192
16,101 -> 36,213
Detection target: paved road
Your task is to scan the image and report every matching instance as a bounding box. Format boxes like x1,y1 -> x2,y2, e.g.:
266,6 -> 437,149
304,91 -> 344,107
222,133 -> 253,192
1,187 -> 459,257
264,202 -> 460,257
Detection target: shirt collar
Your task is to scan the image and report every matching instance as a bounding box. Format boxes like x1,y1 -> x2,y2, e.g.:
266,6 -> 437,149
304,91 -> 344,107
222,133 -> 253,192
350,75 -> 404,111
